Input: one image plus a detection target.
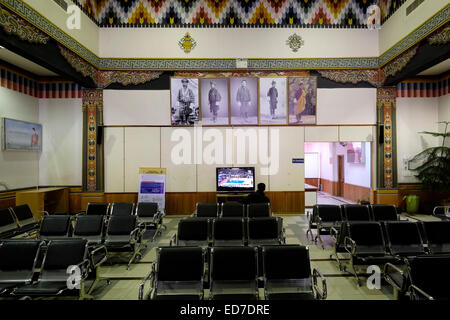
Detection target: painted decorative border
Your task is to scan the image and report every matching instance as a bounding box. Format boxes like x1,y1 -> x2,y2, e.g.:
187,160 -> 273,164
317,69 -> 381,87
396,75 -> 450,98
381,44 -> 418,80
0,65 -> 82,98
428,23 -> 450,45
0,1 -> 448,72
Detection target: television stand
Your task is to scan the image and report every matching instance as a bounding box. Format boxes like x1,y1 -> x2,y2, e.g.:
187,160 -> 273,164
216,193 -> 249,204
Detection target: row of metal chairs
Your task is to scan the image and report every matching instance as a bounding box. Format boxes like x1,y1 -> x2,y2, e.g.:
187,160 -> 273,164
37,214 -> 147,269
331,220 -> 450,286
79,202 -> 163,220
139,245 -> 327,300
306,204 -> 400,247
193,202 -> 272,218
385,253 -> 450,300
0,205 -> 40,239
171,217 -> 286,247
0,238 -> 107,299
432,206 -> 450,220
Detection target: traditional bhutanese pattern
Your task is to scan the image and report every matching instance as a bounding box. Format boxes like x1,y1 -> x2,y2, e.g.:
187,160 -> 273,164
0,67 -> 83,98
72,0 -> 407,27
396,76 -> 450,98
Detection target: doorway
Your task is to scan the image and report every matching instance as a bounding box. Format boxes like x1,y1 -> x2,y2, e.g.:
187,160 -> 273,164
337,155 -> 344,197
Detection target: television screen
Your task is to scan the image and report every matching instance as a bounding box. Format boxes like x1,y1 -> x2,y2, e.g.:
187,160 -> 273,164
2,118 -> 42,151
347,142 -> 365,164
216,167 -> 255,193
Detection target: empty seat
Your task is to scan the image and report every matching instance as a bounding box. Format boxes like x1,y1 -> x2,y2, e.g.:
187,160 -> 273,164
247,217 -> 284,246
39,215 -> 72,240
384,221 -> 426,257
344,221 -> 401,286
136,202 -> 162,225
422,221 -> 450,254
172,218 -> 210,247
221,202 -> 245,217
210,247 -> 259,300
247,203 -> 271,218
262,245 -> 327,300
0,208 -> 18,239
110,202 -> 134,216
212,218 -> 244,246
104,215 -> 144,268
407,254 -> 450,300
341,204 -> 371,221
84,203 -> 110,216
307,204 -> 342,247
73,215 -> 104,245
139,247 -> 205,300
370,204 -> 398,221
10,204 -> 38,233
12,239 -> 93,299
0,240 -> 42,296
195,203 -> 219,218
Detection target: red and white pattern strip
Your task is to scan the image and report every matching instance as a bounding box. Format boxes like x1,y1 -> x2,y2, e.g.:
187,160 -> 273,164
396,76 -> 450,98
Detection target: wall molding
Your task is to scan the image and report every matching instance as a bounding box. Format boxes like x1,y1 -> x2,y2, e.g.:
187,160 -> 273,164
0,0 -> 448,73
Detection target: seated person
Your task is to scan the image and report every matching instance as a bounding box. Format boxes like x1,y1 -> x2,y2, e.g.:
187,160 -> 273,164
242,183 -> 270,204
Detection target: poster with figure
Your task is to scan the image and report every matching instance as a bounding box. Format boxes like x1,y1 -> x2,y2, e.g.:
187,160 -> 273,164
2,118 -> 42,151
259,77 -> 288,125
170,77 -> 200,125
288,77 -> 317,125
229,77 -> 258,125
200,78 -> 229,125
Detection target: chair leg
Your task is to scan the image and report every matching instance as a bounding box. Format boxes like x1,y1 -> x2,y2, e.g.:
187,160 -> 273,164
345,256 -> 361,287
317,228 -> 324,249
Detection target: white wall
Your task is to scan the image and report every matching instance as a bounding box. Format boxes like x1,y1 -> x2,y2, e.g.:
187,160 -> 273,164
343,142 -> 372,188
379,0 -> 448,56
0,87 -> 40,190
316,89 -> 377,125
99,27 -> 378,59
38,99 -> 82,186
396,97 -> 439,183
438,94 -> 450,147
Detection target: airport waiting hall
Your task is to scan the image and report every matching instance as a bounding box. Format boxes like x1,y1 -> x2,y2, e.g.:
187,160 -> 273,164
0,0 -> 450,304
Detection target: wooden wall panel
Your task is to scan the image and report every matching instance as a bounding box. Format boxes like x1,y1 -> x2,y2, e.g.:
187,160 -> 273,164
320,178 -> 338,195
343,183 -> 371,203
165,192 -> 216,215
305,178 -> 319,187
0,192 -> 16,210
266,191 -> 304,214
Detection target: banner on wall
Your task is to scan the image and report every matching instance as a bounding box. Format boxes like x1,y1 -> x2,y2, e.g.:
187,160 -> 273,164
138,168 -> 166,213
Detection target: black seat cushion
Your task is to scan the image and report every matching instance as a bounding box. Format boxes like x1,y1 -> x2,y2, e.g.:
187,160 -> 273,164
263,245 -> 311,280
248,218 -> 279,240
178,218 -> 209,241
13,282 -> 70,295
86,203 -> 109,215
248,203 -> 270,218
0,208 -> 16,228
40,215 -> 71,236
136,202 -> 158,217
0,240 -> 40,271
371,205 -> 398,221
213,218 -> 243,241
44,239 -> 87,270
196,203 -> 218,217
74,215 -> 103,236
212,247 -> 257,281
157,247 -> 203,282
423,221 -> 450,246
222,202 -> 245,217
342,204 -> 371,221
408,255 -> 450,299
10,205 -> 34,222
107,216 -> 136,235
315,205 -> 342,223
111,203 -> 134,216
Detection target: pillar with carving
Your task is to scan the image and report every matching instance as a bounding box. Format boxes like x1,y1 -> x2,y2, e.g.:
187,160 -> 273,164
82,89 -> 104,191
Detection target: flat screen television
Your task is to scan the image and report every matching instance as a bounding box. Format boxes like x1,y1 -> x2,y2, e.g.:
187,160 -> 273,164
2,118 -> 42,151
216,167 -> 255,193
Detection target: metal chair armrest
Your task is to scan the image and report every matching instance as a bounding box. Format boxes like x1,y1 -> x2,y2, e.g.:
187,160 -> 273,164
344,236 -> 356,255
170,233 -> 177,246
330,226 -> 339,240
410,284 -> 434,300
139,263 -> 155,300
383,262 -> 406,291
313,268 -> 327,300
130,227 -> 143,244
90,245 -> 108,268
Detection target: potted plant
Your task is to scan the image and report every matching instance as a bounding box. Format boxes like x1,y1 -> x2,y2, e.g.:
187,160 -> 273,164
408,121 -> 450,212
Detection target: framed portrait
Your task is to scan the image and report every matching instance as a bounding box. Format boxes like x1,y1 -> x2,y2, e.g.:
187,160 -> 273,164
229,77 -> 258,125
258,77 -> 288,125
170,77 -> 200,126
2,118 -> 42,151
200,78 -> 229,125
288,77 -> 317,125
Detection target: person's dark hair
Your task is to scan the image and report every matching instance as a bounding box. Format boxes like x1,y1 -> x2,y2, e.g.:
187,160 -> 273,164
257,183 -> 266,192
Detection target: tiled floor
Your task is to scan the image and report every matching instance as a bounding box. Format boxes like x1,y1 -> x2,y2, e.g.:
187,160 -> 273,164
88,212 -> 434,301
317,191 -> 356,205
